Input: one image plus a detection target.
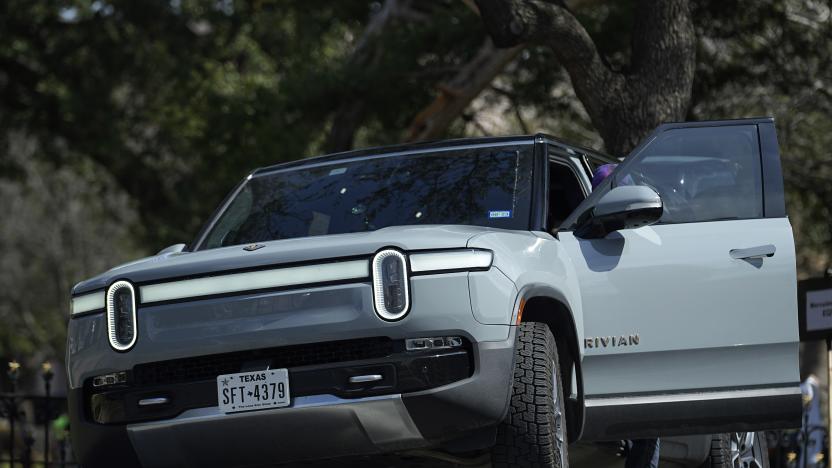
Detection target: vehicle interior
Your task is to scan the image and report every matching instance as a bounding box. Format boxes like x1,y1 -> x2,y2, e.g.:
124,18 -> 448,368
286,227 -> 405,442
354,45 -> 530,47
547,159 -> 587,232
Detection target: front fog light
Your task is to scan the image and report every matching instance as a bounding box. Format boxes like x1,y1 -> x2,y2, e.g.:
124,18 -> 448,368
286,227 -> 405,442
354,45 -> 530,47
406,336 -> 464,351
372,249 -> 410,321
92,371 -> 127,387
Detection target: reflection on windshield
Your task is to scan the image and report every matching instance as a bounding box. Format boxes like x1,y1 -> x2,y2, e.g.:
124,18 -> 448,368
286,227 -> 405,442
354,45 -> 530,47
200,145 -> 534,249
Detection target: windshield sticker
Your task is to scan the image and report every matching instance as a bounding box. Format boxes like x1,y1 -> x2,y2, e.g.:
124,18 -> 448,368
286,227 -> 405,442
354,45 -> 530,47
489,210 -> 512,219
328,167 -> 347,176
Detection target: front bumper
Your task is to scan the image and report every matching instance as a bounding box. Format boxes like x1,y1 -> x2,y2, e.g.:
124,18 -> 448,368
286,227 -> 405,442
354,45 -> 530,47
68,272 -> 518,467
68,333 -> 515,467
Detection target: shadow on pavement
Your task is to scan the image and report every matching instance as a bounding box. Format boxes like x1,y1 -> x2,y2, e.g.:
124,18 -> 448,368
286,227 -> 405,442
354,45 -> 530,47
270,443 -> 631,467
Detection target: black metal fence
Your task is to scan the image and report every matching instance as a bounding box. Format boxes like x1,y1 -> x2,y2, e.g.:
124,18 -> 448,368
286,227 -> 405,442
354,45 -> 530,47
1,361 -> 76,467
768,426 -> 829,468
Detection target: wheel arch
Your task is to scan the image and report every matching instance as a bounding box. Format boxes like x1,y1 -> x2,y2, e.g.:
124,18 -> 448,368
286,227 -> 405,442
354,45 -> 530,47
516,289 -> 585,442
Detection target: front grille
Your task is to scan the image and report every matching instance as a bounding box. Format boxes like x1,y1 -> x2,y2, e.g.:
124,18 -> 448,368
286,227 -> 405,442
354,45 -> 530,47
131,337 -> 394,386
89,344 -> 472,425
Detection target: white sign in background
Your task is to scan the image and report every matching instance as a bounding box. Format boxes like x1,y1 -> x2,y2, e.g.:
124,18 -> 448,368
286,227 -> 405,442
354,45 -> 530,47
806,288 -> 832,332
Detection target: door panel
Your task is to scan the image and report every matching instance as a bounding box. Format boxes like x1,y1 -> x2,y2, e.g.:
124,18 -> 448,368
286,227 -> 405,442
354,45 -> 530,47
563,218 -> 798,394
562,119 -> 801,440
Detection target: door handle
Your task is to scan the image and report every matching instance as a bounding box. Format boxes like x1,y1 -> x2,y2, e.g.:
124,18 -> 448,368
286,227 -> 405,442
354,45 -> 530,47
729,244 -> 776,260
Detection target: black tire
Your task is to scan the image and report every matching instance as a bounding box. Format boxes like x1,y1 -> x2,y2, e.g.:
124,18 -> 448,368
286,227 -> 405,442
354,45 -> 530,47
492,322 -> 568,468
702,432 -> 769,468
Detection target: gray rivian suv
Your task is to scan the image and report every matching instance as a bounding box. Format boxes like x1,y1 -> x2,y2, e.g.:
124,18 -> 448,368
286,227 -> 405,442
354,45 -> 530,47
67,117 -> 800,468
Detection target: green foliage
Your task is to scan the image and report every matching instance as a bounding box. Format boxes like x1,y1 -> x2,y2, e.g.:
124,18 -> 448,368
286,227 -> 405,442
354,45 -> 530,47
0,133 -> 141,357
0,0 -> 490,247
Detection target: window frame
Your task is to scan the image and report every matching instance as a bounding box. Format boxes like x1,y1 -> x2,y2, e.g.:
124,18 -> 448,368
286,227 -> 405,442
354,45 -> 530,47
545,150 -> 591,232
531,137 -> 615,232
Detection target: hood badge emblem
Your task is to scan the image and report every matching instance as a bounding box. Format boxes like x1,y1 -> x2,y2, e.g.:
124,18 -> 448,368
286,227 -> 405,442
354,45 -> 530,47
243,243 -> 265,251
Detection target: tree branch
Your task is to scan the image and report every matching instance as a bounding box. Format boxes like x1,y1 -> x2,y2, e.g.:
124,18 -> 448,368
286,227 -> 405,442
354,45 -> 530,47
475,0 -> 622,139
476,0 -> 695,154
406,40 -> 522,141
475,0 -> 608,79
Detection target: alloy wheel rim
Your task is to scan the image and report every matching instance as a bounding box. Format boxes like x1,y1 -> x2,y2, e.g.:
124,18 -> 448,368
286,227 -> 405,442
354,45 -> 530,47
731,432 -> 763,468
553,360 -> 566,466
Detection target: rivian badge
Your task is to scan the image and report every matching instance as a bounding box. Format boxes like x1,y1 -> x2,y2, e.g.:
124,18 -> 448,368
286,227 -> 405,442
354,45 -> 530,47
584,334 -> 640,349
243,244 -> 265,251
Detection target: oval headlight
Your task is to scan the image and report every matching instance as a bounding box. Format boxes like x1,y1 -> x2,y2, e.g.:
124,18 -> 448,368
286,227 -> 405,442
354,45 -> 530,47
372,249 -> 410,321
106,280 -> 137,351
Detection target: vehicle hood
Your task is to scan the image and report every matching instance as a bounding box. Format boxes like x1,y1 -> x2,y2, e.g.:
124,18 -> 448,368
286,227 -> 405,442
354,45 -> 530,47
72,225 -> 494,295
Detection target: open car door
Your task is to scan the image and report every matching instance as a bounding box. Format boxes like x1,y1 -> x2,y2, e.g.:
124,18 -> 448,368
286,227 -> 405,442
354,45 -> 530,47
559,118 -> 801,440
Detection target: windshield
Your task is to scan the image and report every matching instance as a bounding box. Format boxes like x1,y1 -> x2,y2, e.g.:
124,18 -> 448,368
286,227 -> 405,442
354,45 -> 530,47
198,144 -> 534,250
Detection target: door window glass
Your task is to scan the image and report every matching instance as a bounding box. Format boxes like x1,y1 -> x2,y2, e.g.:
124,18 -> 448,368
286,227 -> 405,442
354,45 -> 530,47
612,125 -> 763,223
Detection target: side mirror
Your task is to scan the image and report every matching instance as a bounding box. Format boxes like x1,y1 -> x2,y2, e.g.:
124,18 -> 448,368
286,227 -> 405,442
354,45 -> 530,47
575,186 -> 663,239
157,243 -> 187,255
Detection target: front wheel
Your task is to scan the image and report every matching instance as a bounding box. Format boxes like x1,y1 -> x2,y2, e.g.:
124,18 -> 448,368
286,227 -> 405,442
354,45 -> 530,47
491,322 -> 568,468
702,432 -> 769,468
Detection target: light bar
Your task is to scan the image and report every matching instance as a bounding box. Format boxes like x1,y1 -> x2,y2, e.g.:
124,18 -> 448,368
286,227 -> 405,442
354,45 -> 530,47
71,291 -> 105,316
139,259 -> 369,304
409,249 -> 493,273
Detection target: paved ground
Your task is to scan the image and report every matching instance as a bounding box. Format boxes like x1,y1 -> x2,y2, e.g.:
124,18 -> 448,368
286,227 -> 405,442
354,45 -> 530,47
273,442 -> 674,468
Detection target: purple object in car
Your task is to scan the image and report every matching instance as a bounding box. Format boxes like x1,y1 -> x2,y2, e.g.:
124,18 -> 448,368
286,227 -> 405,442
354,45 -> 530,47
591,163 -> 618,190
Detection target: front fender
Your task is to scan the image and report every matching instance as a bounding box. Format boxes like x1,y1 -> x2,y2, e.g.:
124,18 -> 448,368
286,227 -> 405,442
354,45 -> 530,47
467,230 -> 584,344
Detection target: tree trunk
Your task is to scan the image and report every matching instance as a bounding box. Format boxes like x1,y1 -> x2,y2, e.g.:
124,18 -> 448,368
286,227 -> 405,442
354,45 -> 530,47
325,102 -> 366,154
475,0 -> 695,155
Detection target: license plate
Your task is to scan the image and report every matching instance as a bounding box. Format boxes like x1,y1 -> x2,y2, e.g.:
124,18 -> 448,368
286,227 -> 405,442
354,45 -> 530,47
216,369 -> 290,414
